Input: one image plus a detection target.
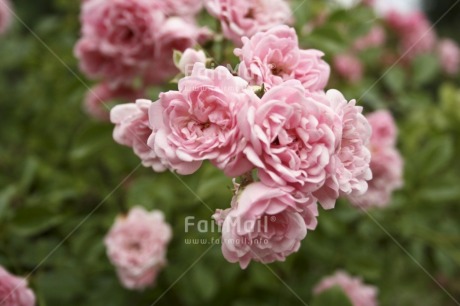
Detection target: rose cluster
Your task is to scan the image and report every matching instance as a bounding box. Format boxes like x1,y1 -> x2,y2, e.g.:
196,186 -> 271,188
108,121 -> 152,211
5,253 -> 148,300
110,25 -> 373,268
74,0 -> 210,120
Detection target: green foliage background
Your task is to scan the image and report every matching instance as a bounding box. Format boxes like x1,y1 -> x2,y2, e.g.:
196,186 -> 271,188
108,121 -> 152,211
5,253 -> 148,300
0,0 -> 459,305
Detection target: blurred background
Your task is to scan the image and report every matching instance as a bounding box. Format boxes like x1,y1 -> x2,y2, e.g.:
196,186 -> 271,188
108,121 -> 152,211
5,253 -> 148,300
0,0 -> 459,305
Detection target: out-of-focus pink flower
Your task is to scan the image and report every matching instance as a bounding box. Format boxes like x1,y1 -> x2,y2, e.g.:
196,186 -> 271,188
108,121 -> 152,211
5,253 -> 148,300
240,80 -> 340,202
218,182 -> 318,269
313,90 -> 372,209
314,270 -> 378,306
437,39 -> 460,76
84,83 -> 143,121
111,99 -> 168,172
149,63 -> 257,176
104,206 -> 172,290
333,54 -> 364,83
385,11 -> 436,60
176,48 -> 207,76
348,110 -> 403,209
235,25 -> 330,91
353,26 -> 386,51
0,0 -> 12,35
366,110 -> 397,147
143,17 -> 211,85
205,0 -> 292,45
159,0 -> 203,17
76,0 -> 164,86
0,266 -> 36,306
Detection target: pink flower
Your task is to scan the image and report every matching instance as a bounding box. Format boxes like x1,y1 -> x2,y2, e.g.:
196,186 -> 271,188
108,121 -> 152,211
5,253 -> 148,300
143,17 -> 211,85
205,0 -> 293,45
176,48 -> 207,76
0,266 -> 35,306
348,110 -> 403,209
0,0 -> 12,35
353,26 -> 386,51
235,25 -> 330,91
333,54 -> 364,83
313,90 -> 372,209
104,206 -> 172,290
240,80 -> 340,199
314,270 -> 378,306
385,11 -> 436,60
111,99 -> 168,172
160,0 -> 203,17
149,63 -> 257,176
437,39 -> 460,76
84,83 -> 143,121
366,110 -> 397,147
218,182 -> 318,269
75,0 -> 164,85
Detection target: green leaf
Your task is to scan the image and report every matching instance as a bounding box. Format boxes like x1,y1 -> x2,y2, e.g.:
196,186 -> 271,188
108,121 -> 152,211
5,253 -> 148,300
311,286 -> 354,306
11,206 -> 64,236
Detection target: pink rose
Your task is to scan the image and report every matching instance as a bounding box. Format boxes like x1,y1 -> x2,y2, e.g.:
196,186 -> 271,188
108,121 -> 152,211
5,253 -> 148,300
366,110 -> 397,147
0,0 -> 12,35
333,54 -> 364,83
205,0 -> 293,45
313,90 -> 372,209
111,99 -> 168,172
159,0 -> 203,17
437,39 -> 460,76
149,63 -> 257,176
347,110 -> 403,209
314,270 -> 378,306
218,182 -> 318,269
235,25 -> 330,91
75,0 -> 164,85
385,11 -> 436,60
176,48 -> 207,76
348,147 -> 403,208
0,266 -> 36,306
104,206 -> 172,290
143,17 -> 212,85
240,80 -> 340,198
84,83 -> 143,121
353,25 -> 386,51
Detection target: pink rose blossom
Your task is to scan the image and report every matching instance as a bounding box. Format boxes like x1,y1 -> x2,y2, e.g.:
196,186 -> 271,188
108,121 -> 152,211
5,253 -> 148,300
111,99 -> 168,172
176,48 -> 207,76
205,0 -> 293,45
313,90 -> 372,209
314,270 -> 378,306
385,11 -> 436,60
353,25 -> 386,51
240,80 -> 340,201
366,110 -> 397,147
235,25 -> 330,91
143,17 -> 212,85
333,54 -> 364,83
0,266 -> 36,306
104,206 -> 172,290
75,0 -> 164,85
160,0 -> 203,17
149,63 -> 257,176
437,39 -> 460,76
218,182 -> 318,269
84,83 -> 143,121
348,110 -> 403,209
0,0 -> 12,35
